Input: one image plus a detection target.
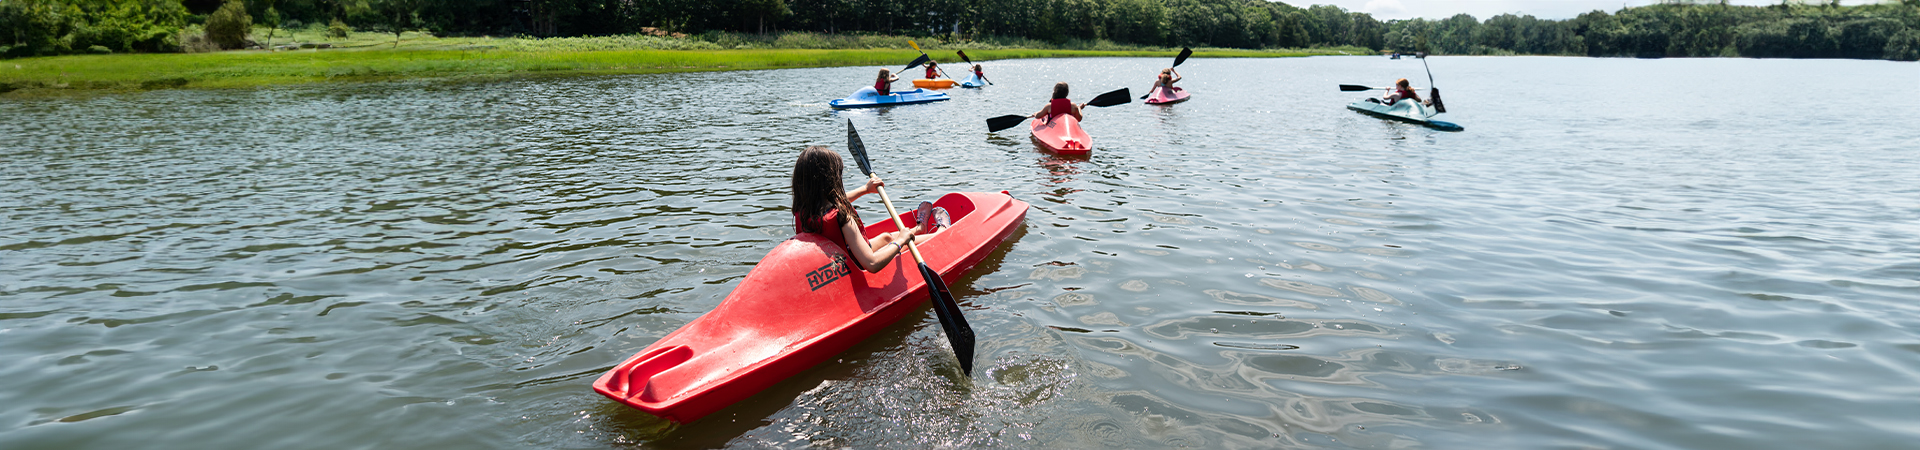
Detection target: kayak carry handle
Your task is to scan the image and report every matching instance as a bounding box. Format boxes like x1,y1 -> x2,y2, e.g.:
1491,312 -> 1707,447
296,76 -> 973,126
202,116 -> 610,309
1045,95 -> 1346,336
615,345 -> 693,401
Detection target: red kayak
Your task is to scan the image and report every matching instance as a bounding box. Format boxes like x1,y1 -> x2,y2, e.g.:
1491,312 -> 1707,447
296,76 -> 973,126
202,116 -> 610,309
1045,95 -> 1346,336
1144,86 -> 1190,105
1029,114 -> 1091,155
593,191 -> 1029,423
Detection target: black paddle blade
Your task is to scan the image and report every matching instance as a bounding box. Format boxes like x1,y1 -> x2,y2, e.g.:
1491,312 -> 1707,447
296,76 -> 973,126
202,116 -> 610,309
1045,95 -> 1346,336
1086,88 -> 1132,107
904,54 -> 930,72
1430,87 -> 1447,114
1340,84 -> 1376,91
986,114 -> 1029,133
956,50 -> 973,65
919,263 -> 975,375
844,120 -> 874,177
1172,47 -> 1193,67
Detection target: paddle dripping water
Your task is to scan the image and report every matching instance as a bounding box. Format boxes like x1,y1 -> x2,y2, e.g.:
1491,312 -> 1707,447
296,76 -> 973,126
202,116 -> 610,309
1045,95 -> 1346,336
2,57 -> 1917,449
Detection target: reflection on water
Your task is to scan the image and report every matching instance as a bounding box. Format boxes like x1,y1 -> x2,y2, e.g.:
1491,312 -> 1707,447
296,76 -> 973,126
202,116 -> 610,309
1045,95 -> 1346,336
3,57 -> 1919,449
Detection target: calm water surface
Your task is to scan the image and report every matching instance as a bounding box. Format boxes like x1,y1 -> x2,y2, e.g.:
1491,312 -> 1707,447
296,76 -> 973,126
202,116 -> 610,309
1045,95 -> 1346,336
4,56 -> 1919,449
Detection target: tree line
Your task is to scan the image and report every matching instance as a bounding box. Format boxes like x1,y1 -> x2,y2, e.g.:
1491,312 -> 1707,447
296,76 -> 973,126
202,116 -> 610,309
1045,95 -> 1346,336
1387,1 -> 1920,60
5,0 -> 1918,61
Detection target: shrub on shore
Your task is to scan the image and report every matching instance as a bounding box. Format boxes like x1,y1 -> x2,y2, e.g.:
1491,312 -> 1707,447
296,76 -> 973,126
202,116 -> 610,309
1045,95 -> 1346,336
205,0 -> 252,50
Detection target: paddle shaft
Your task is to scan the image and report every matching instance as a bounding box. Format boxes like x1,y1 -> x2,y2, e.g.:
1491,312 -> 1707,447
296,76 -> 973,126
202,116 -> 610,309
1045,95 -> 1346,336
1422,57 -> 1435,88
869,187 -> 934,269
869,187 -> 925,263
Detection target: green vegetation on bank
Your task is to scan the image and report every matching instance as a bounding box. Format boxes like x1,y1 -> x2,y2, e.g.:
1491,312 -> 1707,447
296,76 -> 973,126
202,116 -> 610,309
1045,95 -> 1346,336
3,0 -> 1912,95
0,33 -> 1360,92
1387,1 -> 1920,60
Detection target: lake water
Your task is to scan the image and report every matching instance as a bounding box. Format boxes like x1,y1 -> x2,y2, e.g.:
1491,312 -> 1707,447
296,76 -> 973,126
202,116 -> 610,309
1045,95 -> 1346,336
3,56 -> 1918,449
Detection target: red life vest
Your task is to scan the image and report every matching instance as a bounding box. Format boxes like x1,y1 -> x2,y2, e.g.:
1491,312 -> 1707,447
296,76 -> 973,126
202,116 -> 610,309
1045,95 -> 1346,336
925,65 -> 938,79
1048,98 -> 1074,118
874,79 -> 890,95
1392,86 -> 1418,102
794,209 -> 853,254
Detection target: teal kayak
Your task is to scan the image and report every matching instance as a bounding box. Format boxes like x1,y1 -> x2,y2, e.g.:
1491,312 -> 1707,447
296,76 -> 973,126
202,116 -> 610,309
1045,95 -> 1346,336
959,74 -> 987,89
829,87 -> 951,109
1346,99 -> 1463,132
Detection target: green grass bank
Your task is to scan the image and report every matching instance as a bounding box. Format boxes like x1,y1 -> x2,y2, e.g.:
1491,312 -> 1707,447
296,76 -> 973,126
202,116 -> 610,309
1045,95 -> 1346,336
0,32 -> 1365,94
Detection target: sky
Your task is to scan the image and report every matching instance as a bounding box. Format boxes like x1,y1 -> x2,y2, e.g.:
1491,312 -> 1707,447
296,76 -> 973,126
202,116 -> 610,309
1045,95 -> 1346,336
1302,0 -> 1890,21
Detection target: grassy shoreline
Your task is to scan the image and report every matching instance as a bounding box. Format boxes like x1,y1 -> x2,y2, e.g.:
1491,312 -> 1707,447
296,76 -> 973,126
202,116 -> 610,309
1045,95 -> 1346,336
0,34 -> 1364,93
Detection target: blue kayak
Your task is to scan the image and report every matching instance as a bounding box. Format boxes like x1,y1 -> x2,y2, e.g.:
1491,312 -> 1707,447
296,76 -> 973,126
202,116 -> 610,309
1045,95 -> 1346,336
828,87 -> 951,109
959,74 -> 987,88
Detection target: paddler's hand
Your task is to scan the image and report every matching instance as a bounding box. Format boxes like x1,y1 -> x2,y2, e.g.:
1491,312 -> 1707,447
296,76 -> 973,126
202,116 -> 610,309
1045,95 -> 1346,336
863,174 -> 884,192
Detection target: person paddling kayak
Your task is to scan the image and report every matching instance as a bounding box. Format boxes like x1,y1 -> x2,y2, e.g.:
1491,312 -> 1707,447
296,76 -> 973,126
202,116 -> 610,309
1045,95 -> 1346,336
923,60 -> 941,80
1032,82 -> 1086,122
971,64 -> 990,84
792,146 -> 940,273
1383,78 -> 1425,106
1153,68 -> 1181,91
873,69 -> 900,95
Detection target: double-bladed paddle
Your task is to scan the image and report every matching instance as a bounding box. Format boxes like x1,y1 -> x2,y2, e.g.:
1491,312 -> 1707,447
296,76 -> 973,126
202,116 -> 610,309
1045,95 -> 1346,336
844,120 -> 976,376
1421,56 -> 1447,113
1339,84 -> 1383,91
1142,47 -> 1193,99
904,54 -> 931,73
956,50 -> 992,85
986,88 -> 1133,132
907,40 -> 953,80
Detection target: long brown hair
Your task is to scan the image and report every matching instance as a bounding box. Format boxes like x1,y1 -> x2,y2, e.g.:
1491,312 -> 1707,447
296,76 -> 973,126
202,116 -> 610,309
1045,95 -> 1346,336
1051,82 -> 1069,99
792,146 -> 858,234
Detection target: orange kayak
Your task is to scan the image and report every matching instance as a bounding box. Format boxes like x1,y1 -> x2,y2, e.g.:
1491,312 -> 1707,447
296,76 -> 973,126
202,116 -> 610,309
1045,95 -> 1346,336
912,78 -> 956,89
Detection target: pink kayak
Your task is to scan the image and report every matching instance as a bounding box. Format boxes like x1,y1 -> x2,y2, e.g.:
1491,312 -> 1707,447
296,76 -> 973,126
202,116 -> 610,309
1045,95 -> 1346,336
593,191 -> 1029,423
1144,86 -> 1190,105
1029,114 -> 1091,155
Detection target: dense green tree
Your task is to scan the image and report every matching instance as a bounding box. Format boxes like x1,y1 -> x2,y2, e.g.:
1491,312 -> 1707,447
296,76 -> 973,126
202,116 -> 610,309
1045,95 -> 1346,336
1836,18 -> 1905,59
205,0 -> 250,49
1886,28 -> 1920,60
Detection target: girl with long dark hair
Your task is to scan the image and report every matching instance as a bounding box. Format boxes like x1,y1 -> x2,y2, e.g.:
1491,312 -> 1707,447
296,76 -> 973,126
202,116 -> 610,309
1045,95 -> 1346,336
791,146 -> 937,273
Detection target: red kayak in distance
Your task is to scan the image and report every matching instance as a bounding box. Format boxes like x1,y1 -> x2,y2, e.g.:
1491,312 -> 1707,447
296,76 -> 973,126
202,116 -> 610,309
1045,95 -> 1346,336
1029,114 -> 1092,155
593,191 -> 1029,424
1144,86 -> 1190,105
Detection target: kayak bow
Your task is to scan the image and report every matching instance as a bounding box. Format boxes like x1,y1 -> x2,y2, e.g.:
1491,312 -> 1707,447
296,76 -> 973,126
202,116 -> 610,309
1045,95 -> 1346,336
593,191 -> 1028,423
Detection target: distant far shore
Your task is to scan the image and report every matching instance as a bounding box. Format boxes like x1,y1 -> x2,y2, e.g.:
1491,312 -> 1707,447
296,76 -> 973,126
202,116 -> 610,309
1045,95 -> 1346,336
0,32 -> 1365,94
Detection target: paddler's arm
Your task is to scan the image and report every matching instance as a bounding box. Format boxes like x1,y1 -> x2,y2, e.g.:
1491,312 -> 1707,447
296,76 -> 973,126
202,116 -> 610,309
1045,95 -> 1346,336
847,174 -> 883,202
843,220 -> 912,273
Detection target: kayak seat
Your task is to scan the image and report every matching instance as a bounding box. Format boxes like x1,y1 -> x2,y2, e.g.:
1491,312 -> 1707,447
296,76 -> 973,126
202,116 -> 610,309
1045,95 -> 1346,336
932,193 -> 977,227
